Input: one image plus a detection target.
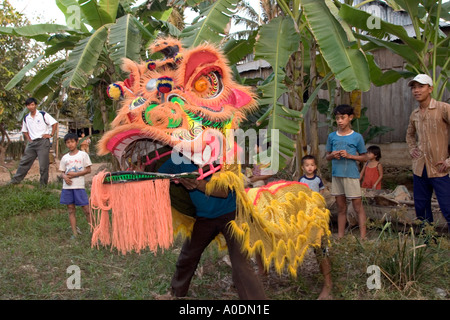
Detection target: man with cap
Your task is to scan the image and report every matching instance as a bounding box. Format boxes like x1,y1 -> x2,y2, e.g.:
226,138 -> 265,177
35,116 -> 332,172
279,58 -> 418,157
405,74 -> 450,232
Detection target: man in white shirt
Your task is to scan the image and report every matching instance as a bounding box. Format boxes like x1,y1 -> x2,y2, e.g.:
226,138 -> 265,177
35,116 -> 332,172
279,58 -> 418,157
10,97 -> 58,186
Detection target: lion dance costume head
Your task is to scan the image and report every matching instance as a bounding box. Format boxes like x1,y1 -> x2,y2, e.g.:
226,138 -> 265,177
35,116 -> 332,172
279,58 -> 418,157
90,37 -> 331,277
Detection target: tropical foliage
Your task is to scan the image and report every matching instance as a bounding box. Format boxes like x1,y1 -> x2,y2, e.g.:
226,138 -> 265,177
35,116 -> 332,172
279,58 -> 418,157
1,0 -> 448,174
1,0 -> 174,131
0,0 -> 38,164
240,0 -> 375,172
244,0 -> 449,173
339,0 -> 450,100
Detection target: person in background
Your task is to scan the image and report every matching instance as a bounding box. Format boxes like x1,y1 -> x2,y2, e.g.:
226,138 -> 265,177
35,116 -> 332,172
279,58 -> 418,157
360,145 -> 383,190
9,97 -> 58,186
326,104 -> 368,240
299,155 -> 325,194
59,133 -> 92,239
79,132 -> 91,154
405,74 -> 450,232
248,144 -> 274,188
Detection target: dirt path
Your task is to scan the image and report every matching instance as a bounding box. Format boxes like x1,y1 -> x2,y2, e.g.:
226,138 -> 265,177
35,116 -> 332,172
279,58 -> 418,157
0,159 -> 111,186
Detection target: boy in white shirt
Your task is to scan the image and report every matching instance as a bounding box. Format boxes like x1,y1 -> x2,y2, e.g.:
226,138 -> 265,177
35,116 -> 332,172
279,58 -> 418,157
10,97 -> 58,186
59,133 -> 92,239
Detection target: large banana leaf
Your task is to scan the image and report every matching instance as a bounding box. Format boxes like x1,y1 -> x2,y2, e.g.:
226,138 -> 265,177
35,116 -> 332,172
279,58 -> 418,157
44,40 -> 78,56
56,0 -> 81,15
430,1 -> 450,22
301,0 -> 371,92
366,54 -> 415,86
394,0 -> 421,20
222,32 -> 257,65
62,25 -> 110,88
254,16 -> 300,109
254,16 -> 302,169
78,0 -> 116,30
180,0 -> 239,47
132,17 -> 156,41
99,0 -> 119,22
338,4 -> 425,52
33,72 -> 64,101
0,24 -> 82,42
30,66 -> 66,101
324,0 -> 356,43
24,60 -> 66,93
5,55 -> 44,91
339,4 -> 425,86
56,0 -> 90,32
358,34 -> 420,66
109,14 -> 142,71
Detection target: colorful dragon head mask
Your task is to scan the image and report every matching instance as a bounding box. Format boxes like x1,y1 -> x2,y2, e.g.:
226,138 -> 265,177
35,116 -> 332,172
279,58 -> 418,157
98,37 -> 257,177
92,38 -> 331,283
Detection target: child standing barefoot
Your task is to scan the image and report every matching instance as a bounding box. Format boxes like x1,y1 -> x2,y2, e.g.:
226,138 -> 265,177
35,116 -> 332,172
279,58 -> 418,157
59,133 -> 92,239
326,105 -> 368,240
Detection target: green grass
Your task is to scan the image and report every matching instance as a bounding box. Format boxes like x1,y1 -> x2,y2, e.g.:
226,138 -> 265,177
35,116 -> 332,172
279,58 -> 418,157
0,181 -> 449,300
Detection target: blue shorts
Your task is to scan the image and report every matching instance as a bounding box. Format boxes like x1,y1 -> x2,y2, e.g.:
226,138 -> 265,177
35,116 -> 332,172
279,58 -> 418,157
60,189 -> 89,206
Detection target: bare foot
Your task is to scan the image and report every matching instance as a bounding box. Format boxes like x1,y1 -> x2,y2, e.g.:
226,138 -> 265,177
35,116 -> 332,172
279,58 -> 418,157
258,269 -> 268,277
317,285 -> 333,300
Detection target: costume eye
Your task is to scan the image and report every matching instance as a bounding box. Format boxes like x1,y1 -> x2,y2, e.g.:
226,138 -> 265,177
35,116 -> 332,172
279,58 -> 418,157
129,97 -> 147,110
142,103 -> 158,125
194,78 -> 209,92
192,71 -> 222,99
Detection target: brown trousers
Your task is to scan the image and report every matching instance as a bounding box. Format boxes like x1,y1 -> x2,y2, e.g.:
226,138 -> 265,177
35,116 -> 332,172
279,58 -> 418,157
171,211 -> 267,300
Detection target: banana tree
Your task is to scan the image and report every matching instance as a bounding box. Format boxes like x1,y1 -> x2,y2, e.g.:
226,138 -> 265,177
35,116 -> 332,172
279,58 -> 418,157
0,0 -> 37,164
233,0 -> 448,175
1,0 -> 180,131
179,0 -> 375,175
3,0 -> 381,174
249,0 -> 373,174
339,0 -> 450,100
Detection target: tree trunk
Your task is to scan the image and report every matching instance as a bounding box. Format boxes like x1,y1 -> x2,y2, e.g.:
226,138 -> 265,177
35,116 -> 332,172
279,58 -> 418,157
308,42 -> 320,170
98,84 -> 109,132
0,145 -> 6,165
285,44 -> 309,180
0,124 -> 11,165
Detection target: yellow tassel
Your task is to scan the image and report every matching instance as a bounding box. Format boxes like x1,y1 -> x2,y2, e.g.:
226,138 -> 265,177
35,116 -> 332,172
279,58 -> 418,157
206,172 -> 331,278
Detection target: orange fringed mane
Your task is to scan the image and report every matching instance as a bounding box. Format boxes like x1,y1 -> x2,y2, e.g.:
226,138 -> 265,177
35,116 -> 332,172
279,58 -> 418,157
90,171 -> 173,254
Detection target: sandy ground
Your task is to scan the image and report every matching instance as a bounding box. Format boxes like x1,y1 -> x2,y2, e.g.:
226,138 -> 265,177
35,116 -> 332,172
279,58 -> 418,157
1,159 -> 446,231
0,159 -> 110,186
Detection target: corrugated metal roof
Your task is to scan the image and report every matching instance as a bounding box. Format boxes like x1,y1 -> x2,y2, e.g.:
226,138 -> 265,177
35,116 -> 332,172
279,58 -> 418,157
236,59 -> 271,72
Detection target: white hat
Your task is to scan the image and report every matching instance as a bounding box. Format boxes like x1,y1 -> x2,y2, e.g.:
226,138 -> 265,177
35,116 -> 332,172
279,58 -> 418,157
408,74 -> 433,87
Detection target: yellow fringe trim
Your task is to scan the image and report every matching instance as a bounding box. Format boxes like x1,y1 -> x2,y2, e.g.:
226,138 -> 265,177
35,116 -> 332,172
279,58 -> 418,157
169,165 -> 331,278
205,170 -> 331,278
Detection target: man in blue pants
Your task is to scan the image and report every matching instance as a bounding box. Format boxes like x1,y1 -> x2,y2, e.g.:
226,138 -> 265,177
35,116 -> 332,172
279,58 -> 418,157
158,156 -> 266,299
406,74 -> 450,232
